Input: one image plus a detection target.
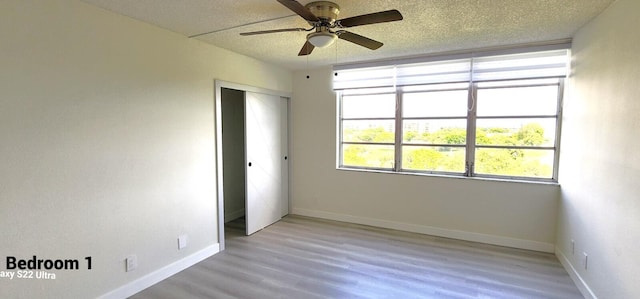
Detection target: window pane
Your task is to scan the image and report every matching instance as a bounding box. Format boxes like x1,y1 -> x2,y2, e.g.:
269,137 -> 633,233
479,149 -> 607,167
342,144 -> 394,169
342,94 -> 395,118
403,90 -> 468,117
477,85 -> 559,116
476,119 -> 556,147
475,148 -> 554,178
402,146 -> 465,172
343,120 -> 395,143
403,119 -> 466,144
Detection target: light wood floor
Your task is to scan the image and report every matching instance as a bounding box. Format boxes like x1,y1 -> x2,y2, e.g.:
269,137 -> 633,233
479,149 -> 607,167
130,215 -> 583,299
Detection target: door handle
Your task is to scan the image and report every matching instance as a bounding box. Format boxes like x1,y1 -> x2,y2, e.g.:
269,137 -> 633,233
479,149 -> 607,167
248,162 -> 252,167
284,156 -> 288,160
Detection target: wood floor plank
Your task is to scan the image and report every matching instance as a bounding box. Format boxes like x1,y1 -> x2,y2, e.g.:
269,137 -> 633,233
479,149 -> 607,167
130,215 -> 583,299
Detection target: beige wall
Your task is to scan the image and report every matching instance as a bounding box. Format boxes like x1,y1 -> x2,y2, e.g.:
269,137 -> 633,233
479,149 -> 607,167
291,67 -> 560,252
6,0 -> 638,298
557,0 -> 640,298
0,1 -> 291,298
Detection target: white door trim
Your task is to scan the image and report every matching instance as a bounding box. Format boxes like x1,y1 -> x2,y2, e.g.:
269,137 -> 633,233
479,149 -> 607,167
214,80 -> 291,250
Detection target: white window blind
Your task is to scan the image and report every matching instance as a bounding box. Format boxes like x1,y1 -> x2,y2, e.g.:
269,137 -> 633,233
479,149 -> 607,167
395,59 -> 471,86
471,49 -> 569,82
333,46 -> 569,90
332,66 -> 395,90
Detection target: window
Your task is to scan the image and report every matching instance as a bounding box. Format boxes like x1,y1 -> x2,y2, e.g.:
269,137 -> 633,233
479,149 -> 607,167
401,84 -> 469,174
335,46 -> 568,182
473,79 -> 561,179
341,90 -> 396,170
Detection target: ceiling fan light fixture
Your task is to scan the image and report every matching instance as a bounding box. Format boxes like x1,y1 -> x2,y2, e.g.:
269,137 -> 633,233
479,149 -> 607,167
307,31 -> 337,48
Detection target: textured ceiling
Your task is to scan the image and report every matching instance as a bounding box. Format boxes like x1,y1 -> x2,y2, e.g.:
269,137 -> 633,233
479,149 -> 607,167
81,0 -> 615,70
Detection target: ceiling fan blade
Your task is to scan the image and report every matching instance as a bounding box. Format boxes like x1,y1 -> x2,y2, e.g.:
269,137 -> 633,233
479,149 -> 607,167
337,10 -> 403,28
298,41 -> 315,56
277,0 -> 319,22
240,28 -> 307,36
338,31 -> 383,50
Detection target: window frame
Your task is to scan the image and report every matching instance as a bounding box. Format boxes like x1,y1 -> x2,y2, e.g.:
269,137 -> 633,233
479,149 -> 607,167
399,84 -> 471,175
337,77 -> 565,183
469,78 -> 564,181
338,89 -> 397,172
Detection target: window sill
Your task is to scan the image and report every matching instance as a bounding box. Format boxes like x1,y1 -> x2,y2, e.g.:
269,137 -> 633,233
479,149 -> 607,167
336,167 -> 560,186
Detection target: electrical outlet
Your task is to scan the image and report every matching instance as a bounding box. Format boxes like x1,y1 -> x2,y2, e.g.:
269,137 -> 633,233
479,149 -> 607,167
178,235 -> 188,250
126,255 -> 138,272
583,252 -> 588,270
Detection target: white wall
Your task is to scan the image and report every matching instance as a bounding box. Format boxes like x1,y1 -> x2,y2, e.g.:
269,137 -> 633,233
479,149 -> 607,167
291,68 -> 560,252
0,1 -> 291,298
557,0 -> 640,298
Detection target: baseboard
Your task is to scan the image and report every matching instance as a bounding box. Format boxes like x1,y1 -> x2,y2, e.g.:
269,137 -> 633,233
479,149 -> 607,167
99,243 -> 220,299
225,209 -> 245,223
292,208 -> 555,253
556,247 -> 597,299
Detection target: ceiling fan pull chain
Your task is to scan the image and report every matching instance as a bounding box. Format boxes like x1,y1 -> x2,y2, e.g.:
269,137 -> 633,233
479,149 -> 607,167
306,53 -> 310,79
335,37 -> 339,65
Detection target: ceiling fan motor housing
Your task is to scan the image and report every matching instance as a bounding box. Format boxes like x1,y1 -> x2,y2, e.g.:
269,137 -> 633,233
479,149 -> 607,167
305,1 -> 340,24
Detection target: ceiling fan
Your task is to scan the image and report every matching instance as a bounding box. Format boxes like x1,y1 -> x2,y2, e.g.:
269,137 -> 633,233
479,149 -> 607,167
240,0 -> 403,56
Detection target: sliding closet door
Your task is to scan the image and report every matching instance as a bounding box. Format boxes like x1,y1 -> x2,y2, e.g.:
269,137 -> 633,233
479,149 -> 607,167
245,92 -> 283,235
